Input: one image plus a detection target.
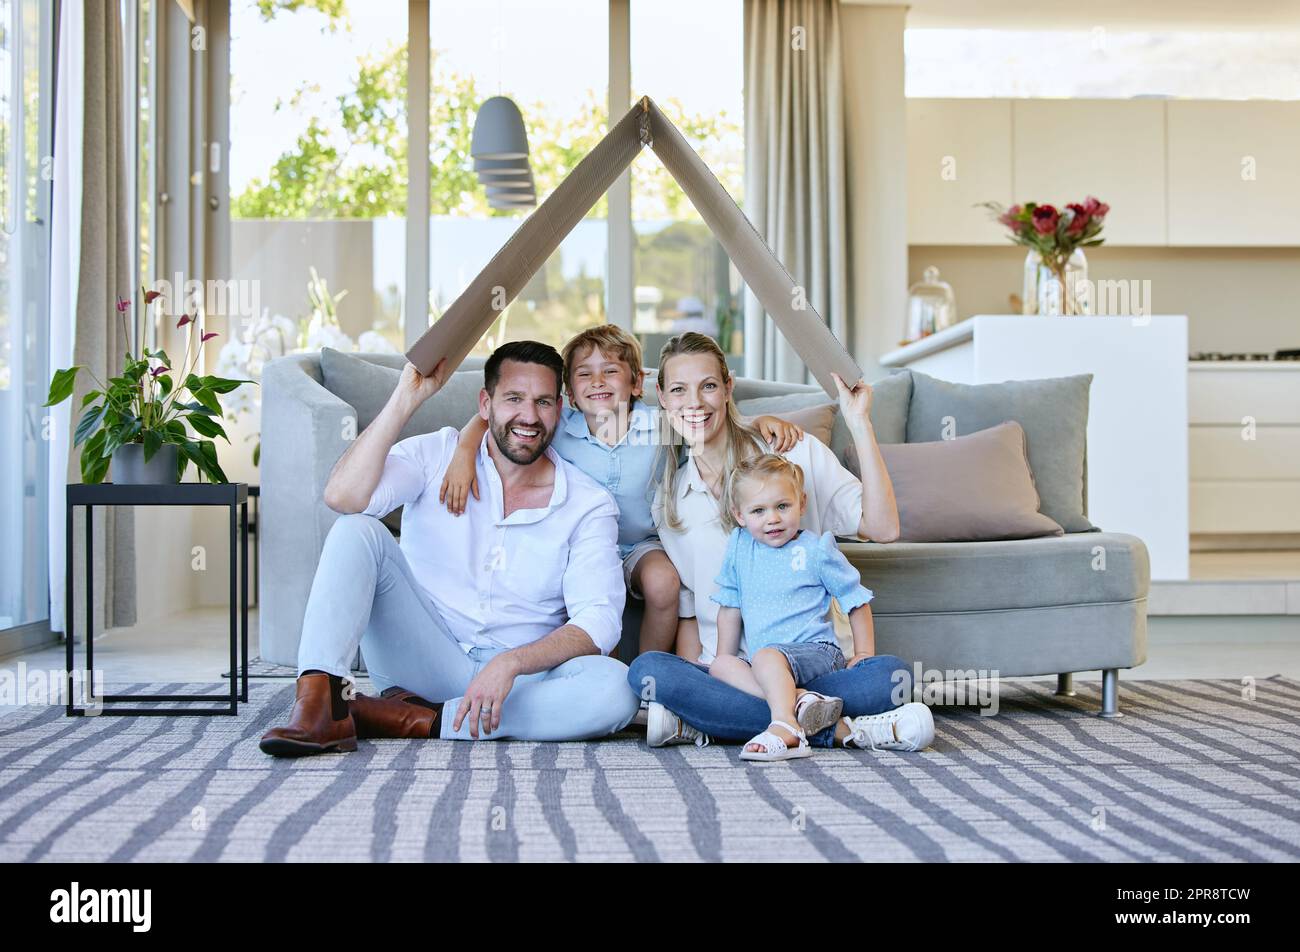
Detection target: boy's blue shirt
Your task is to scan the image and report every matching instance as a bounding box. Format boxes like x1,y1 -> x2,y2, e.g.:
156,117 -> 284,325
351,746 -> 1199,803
551,398 -> 661,557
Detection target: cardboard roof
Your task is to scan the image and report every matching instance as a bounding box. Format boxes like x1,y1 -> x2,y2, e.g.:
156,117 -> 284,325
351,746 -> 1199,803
406,96 -> 859,398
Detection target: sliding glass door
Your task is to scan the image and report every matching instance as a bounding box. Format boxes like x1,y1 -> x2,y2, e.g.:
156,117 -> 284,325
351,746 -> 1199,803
0,0 -> 53,636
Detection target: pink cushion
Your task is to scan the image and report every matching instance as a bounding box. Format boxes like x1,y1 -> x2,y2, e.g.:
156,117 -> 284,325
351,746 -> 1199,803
880,421 -> 1064,542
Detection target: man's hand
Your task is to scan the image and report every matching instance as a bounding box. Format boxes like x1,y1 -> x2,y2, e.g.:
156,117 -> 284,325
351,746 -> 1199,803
453,653 -> 519,738
392,358 -> 449,415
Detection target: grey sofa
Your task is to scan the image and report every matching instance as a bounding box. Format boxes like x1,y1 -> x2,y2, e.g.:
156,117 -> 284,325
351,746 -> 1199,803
260,350 -> 1148,715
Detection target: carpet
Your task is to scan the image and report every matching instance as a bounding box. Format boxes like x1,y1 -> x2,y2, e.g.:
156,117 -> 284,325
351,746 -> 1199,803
1,677 -> 1298,862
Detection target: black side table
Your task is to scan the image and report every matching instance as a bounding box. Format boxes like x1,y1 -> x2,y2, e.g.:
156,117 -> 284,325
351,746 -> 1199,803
65,482 -> 249,716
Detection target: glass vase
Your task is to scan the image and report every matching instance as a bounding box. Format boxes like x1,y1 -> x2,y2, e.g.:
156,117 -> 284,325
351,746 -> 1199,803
1022,248 -> 1090,316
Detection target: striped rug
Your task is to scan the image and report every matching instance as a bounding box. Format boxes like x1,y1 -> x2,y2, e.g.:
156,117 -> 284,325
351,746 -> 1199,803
1,676 -> 1298,862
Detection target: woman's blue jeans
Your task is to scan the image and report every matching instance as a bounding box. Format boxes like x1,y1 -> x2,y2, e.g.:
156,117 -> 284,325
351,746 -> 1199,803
627,651 -> 913,748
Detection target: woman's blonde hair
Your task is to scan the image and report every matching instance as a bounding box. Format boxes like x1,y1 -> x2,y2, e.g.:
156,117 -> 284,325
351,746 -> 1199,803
654,332 -> 766,531
723,454 -> 805,531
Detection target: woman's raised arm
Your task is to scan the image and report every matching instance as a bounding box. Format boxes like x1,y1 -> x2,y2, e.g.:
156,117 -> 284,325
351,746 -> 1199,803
831,371 -> 900,543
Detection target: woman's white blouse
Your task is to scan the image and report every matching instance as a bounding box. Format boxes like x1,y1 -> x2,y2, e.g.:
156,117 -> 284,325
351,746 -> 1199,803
651,433 -> 865,664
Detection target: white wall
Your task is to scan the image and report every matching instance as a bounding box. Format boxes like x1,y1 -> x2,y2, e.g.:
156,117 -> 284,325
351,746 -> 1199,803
908,245 -> 1300,354
842,3 -> 909,375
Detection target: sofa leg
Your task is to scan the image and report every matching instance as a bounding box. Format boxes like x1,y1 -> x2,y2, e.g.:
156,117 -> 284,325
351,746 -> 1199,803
1055,673 -> 1075,697
1098,669 -> 1123,718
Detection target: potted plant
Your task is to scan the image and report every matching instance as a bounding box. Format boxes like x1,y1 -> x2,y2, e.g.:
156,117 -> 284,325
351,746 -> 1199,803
44,287 -> 254,484
982,197 -> 1109,316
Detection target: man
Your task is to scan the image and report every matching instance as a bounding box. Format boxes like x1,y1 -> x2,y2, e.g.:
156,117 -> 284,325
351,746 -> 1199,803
261,340 -> 639,757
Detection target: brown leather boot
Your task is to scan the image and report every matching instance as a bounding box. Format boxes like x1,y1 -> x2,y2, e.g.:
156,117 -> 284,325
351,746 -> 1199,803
349,686 -> 442,739
259,672 -> 357,757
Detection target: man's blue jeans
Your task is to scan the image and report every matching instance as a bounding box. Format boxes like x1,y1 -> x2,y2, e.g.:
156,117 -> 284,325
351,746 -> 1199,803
298,513 -> 639,741
627,651 -> 913,748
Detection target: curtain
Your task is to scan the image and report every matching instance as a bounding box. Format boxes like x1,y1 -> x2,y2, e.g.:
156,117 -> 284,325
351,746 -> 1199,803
48,1 -> 136,636
743,0 -> 849,384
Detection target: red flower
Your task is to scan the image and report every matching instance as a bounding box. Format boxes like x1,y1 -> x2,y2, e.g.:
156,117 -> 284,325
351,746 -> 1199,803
1065,203 -> 1090,235
116,296 -> 131,313
177,314 -> 192,328
997,204 -> 1023,228
1031,205 -> 1060,235
150,365 -> 168,377
1082,195 -> 1109,219
144,289 -> 162,304
201,331 -> 219,342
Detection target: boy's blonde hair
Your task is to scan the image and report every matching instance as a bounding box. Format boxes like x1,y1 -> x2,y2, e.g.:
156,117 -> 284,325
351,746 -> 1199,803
560,325 -> 645,404
722,453 -> 805,531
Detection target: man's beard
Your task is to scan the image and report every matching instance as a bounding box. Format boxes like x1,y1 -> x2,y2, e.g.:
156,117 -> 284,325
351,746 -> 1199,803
489,411 -> 555,465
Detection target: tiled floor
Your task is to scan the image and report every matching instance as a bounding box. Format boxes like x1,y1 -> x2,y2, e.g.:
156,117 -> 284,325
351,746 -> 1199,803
3,604 -> 1298,720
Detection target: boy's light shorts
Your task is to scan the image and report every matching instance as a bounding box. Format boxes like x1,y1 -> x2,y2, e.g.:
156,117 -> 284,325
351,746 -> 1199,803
622,538 -> 667,598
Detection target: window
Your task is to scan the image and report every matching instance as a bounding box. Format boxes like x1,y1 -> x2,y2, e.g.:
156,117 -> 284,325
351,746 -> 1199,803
229,0 -> 409,355
427,0 -> 609,353
631,0 -> 745,367
906,29 -> 1300,99
0,0 -> 53,634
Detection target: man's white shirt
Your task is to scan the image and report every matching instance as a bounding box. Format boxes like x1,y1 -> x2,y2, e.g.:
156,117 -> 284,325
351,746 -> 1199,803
360,427 -> 625,655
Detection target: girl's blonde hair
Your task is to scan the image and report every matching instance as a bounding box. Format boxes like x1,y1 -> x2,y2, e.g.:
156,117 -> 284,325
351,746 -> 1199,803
654,332 -> 766,531
723,454 -> 805,531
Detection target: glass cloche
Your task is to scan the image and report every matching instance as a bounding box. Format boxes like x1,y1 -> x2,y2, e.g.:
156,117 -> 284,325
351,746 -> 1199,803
905,266 -> 956,342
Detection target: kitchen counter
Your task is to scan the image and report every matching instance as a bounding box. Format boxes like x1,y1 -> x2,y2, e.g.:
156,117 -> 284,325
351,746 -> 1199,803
877,314 -> 1190,580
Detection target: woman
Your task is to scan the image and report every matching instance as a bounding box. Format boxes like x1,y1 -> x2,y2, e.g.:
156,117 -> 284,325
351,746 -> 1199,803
627,333 -> 933,751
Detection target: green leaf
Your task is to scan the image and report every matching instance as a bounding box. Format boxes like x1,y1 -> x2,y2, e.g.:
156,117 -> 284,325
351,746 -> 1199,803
153,349 -> 171,368
80,389 -> 102,408
179,400 -> 216,416
190,387 -> 223,416
252,442 -> 260,467
198,439 -> 229,483
157,374 -> 174,398
74,404 -> 104,446
83,449 -> 111,484
142,429 -> 163,462
187,413 -> 229,442
201,375 -> 253,394
80,430 -> 108,483
178,441 -> 206,482
45,366 -> 82,407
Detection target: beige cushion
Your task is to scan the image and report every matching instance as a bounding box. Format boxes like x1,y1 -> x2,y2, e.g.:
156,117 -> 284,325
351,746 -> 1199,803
759,401 -> 838,448
880,421 -> 1064,542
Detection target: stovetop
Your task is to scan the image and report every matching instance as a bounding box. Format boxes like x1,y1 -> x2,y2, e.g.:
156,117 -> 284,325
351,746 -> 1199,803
1190,350 -> 1300,362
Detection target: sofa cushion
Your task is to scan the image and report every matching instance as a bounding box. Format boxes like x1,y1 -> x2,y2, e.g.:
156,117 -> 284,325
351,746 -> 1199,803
905,370 -> 1093,532
840,531 -> 1147,616
736,397 -> 836,447
319,347 -> 484,439
880,422 -> 1064,542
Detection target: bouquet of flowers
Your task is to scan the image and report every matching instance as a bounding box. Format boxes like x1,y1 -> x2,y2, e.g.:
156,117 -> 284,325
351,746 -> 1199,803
983,196 -> 1109,289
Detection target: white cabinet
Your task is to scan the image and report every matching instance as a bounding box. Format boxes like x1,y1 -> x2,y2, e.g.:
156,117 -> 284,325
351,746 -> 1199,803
1189,365 -> 1300,534
1168,102 -> 1300,246
907,98 -> 1300,248
880,315 -> 1191,580
1012,100 -> 1167,246
906,99 -> 1012,245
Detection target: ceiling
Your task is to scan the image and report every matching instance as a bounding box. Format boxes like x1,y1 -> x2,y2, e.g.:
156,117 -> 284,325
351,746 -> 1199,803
844,0 -> 1300,31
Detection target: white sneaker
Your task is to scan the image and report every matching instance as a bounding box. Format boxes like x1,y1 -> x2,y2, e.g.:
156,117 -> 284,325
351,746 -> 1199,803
842,702 -> 934,752
631,700 -> 650,728
646,701 -> 709,748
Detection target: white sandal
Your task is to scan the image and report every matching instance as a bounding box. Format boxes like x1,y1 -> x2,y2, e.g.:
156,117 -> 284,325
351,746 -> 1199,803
795,690 -> 844,736
740,720 -> 812,762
